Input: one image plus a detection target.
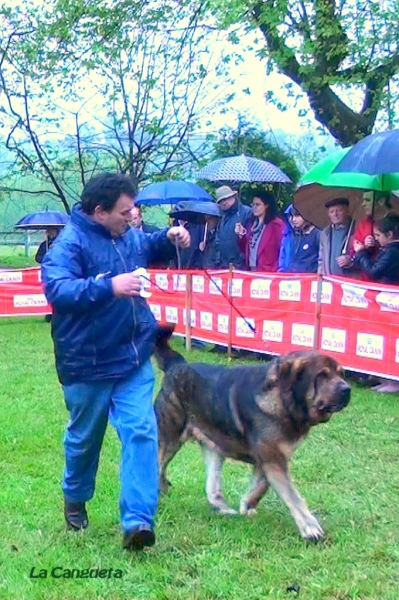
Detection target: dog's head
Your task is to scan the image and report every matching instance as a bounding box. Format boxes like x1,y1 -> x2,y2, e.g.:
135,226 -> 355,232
153,324 -> 186,372
262,351 -> 350,427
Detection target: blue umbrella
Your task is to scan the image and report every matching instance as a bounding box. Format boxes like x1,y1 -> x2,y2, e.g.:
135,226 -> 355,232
333,129 -> 399,183
195,154 -> 292,183
15,210 -> 69,230
135,180 -> 213,205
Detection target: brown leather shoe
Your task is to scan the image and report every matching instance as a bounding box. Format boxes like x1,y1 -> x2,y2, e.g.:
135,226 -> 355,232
123,525 -> 155,550
64,501 -> 89,531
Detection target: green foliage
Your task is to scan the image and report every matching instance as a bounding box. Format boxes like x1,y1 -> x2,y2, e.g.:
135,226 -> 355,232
210,118 -> 300,206
211,0 -> 399,145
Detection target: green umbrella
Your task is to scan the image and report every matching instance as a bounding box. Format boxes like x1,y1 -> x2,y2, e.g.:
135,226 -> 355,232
300,147 -> 399,191
294,148 -> 399,228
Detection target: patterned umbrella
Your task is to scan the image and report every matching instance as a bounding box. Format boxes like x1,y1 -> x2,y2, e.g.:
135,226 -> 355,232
15,210 -> 69,230
195,154 -> 292,183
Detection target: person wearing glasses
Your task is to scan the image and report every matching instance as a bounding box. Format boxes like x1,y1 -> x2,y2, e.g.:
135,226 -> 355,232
234,191 -> 284,272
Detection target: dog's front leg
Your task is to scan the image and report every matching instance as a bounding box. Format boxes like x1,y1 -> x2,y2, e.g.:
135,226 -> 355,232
201,446 -> 237,515
240,467 -> 269,516
262,463 -> 324,540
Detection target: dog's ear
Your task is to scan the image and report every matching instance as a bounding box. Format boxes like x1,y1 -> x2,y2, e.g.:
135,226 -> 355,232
154,324 -> 176,347
277,353 -> 314,426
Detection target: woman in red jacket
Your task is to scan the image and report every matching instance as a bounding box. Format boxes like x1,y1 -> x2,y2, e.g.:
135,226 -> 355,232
235,191 -> 285,272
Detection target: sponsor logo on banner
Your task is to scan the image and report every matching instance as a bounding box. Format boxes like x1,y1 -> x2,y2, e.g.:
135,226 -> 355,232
218,314 -> 229,334
262,320 -> 283,342
149,304 -> 161,321
200,311 -> 213,330
375,291 -> 399,313
236,317 -> 255,338
14,294 -> 47,308
279,280 -> 301,301
155,273 -> 169,291
250,279 -> 272,299
183,309 -> 196,327
192,275 -> 205,293
0,271 -> 23,283
291,323 -> 314,347
321,327 -> 346,353
37,270 -> 42,283
172,274 -> 186,291
229,279 -> 243,298
396,339 -> 399,363
310,281 -> 333,304
341,283 -> 368,308
165,306 -> 178,324
356,333 -> 384,360
209,277 -> 223,295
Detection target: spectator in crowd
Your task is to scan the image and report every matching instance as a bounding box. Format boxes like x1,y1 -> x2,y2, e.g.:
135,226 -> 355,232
350,191 -> 392,279
278,204 -> 294,272
35,227 -> 61,264
41,172 -> 190,550
318,198 -> 355,276
235,191 -> 284,272
199,215 -> 220,269
130,206 -> 159,233
353,213 -> 399,284
353,213 -> 399,394
279,207 -> 320,273
170,217 -> 204,269
36,227 -> 62,323
215,186 -> 252,269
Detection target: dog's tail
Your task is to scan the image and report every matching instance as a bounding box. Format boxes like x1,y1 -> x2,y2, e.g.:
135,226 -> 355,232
153,324 -> 187,372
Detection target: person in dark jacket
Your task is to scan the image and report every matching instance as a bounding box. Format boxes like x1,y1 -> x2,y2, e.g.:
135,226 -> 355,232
130,205 -> 159,233
353,213 -> 399,285
41,172 -> 190,550
199,215 -> 221,268
280,207 -> 320,273
215,186 -> 252,269
278,204 -> 294,272
35,227 -> 61,264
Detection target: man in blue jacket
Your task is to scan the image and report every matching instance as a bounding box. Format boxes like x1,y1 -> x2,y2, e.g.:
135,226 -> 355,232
42,172 -> 190,551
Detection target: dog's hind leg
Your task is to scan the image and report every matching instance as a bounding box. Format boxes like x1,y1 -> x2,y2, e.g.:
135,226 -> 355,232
202,445 -> 237,515
239,467 -> 269,516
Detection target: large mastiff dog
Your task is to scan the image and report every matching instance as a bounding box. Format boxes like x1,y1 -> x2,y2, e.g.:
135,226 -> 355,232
154,327 -> 351,539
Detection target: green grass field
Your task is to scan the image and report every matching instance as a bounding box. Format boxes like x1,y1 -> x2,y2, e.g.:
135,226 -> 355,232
1,317 -> 399,600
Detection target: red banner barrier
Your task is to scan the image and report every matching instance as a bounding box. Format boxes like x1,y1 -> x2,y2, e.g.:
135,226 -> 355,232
1,267 -> 399,380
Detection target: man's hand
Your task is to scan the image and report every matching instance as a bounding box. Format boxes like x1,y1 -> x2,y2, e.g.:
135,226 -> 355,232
364,234 -> 375,248
353,239 -> 365,253
167,226 -> 190,248
336,254 -> 352,268
111,273 -> 142,297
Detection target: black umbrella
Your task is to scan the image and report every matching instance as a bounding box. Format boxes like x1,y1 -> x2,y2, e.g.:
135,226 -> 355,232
169,201 -> 222,224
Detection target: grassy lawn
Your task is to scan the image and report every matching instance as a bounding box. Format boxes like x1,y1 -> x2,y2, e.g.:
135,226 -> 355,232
1,317 -> 399,600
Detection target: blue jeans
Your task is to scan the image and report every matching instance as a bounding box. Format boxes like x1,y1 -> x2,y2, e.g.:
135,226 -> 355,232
62,360 -> 158,532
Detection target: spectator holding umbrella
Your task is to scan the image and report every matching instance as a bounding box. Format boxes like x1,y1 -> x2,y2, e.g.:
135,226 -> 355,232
215,186 -> 252,269
234,191 -> 284,272
35,227 -> 62,264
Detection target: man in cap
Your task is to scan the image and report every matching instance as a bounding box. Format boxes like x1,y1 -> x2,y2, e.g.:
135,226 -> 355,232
215,186 -> 251,269
318,197 -> 355,276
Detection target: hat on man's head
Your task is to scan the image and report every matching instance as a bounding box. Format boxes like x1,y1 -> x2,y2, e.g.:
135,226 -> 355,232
325,197 -> 350,209
215,185 -> 238,203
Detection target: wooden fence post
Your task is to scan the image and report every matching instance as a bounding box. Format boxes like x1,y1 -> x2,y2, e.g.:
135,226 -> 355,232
313,273 -> 323,351
185,272 -> 192,352
227,263 -> 234,360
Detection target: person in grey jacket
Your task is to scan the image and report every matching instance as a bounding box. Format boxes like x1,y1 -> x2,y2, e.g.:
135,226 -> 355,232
318,198 -> 355,276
